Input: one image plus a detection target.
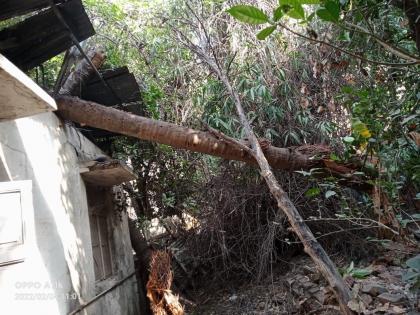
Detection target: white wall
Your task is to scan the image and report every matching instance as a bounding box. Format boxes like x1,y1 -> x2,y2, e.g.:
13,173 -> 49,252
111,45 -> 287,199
0,112 -> 139,315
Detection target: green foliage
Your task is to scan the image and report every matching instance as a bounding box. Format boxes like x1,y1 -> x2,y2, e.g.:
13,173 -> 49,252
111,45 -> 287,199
342,261 -> 372,279
257,25 -> 277,40
305,187 -> 321,197
351,269 -> 372,279
143,84 -> 163,120
403,255 -> 420,291
226,5 -> 269,24
340,84 -> 420,189
316,0 -> 340,22
226,0 -> 342,36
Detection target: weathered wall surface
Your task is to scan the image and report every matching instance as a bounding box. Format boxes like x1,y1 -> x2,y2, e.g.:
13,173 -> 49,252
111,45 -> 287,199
0,112 -> 139,314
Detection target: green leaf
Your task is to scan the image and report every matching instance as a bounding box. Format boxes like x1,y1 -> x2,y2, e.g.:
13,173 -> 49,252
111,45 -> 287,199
257,25 -> 277,40
305,187 -> 321,197
353,120 -> 371,138
227,5 -> 269,25
316,0 -> 340,22
325,0 -> 340,17
403,270 -> 419,281
273,7 -> 284,21
330,153 -> 341,161
351,268 -> 372,279
325,190 -> 336,198
346,261 -> 354,274
343,136 -> 354,143
287,4 -> 305,19
406,255 -> 420,270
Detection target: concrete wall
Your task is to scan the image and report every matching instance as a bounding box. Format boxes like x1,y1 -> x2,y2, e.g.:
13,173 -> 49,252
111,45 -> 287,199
0,112 -> 139,315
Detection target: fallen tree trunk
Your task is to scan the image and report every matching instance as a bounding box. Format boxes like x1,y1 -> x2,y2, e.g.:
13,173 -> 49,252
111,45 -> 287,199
56,95 -> 329,171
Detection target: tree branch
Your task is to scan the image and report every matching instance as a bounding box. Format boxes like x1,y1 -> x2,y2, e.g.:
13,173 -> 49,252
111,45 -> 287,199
278,22 -> 420,67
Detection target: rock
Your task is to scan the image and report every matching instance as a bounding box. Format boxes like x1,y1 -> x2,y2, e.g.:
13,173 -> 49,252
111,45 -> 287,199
361,283 -> 387,296
377,292 -> 406,304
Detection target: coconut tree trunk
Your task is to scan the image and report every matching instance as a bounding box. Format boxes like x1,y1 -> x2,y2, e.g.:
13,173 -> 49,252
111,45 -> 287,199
56,95 -> 328,171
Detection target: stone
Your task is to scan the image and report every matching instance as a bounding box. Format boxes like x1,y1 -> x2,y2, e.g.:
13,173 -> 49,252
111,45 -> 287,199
361,283 -> 387,296
377,293 -> 406,305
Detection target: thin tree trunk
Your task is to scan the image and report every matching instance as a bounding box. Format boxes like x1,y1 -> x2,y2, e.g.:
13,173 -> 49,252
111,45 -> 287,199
179,24 -> 352,314
56,95 -> 329,171
218,70 -> 352,315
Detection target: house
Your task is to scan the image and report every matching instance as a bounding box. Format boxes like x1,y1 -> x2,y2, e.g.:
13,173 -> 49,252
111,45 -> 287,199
0,51 -> 140,315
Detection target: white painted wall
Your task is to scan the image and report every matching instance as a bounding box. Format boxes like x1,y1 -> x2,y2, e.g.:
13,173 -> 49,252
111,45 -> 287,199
0,112 -> 139,315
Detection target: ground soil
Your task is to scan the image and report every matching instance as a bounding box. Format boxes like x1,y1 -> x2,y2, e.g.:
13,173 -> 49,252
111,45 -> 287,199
184,242 -> 420,315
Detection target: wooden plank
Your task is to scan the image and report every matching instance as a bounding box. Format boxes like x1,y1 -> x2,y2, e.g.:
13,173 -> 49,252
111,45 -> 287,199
0,0 -> 95,71
0,53 -> 56,121
0,0 -> 65,21
81,67 -> 142,110
80,160 -> 137,187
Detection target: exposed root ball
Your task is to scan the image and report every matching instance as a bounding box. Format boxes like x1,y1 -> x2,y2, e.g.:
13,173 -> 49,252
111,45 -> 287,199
146,250 -> 184,315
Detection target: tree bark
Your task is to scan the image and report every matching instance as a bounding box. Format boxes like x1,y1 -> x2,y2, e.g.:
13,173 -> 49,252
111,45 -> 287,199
56,95 -> 329,171
59,48 -> 106,96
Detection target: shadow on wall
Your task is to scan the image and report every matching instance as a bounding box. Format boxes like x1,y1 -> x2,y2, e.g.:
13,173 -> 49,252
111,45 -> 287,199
0,112 -> 94,314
